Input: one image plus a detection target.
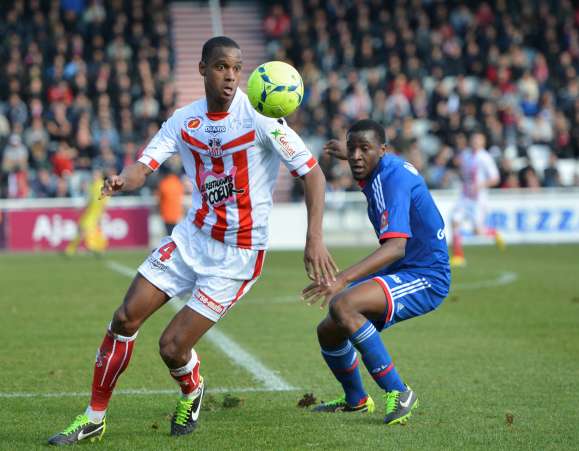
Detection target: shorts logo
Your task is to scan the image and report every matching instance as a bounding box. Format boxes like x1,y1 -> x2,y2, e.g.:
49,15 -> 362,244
380,211 -> 389,232
185,117 -> 202,131
270,128 -> 296,158
147,255 -> 168,272
389,274 -> 402,284
208,137 -> 223,157
194,289 -> 225,315
200,167 -> 245,207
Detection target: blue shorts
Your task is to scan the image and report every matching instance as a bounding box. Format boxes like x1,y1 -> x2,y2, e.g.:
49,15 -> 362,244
352,271 -> 449,332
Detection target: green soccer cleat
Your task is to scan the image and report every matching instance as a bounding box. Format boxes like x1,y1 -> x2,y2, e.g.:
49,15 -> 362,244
171,376 -> 205,436
383,387 -> 419,425
313,395 -> 375,413
47,414 -> 106,446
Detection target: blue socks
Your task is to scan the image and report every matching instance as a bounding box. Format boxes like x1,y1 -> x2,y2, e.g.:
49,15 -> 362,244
321,341 -> 367,406
350,321 -> 405,392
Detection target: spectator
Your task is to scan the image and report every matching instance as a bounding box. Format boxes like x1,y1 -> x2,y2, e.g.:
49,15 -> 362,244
543,152 -> 562,187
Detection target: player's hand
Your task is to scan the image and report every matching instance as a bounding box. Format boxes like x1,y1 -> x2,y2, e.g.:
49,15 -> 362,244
100,175 -> 125,199
304,238 -> 339,286
323,139 -> 348,160
302,275 -> 347,309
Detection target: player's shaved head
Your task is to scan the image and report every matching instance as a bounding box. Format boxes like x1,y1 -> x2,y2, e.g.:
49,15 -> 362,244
201,36 -> 241,63
347,119 -> 387,146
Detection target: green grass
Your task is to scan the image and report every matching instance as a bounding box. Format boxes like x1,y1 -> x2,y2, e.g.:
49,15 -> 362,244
1,245 -> 578,450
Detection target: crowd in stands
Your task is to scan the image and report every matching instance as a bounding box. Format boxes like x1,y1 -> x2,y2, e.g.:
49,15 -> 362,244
263,0 -> 579,198
2,0 -> 578,202
0,0 -> 175,199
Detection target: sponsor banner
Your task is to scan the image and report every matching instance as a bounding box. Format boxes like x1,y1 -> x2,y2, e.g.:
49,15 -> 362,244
4,207 -> 149,251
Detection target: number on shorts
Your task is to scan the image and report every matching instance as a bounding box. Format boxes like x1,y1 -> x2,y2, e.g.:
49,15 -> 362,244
158,241 -> 177,261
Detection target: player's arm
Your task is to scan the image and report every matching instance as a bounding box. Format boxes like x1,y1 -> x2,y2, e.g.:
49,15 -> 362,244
301,164 -> 339,285
256,116 -> 338,285
100,162 -> 153,198
302,238 -> 406,308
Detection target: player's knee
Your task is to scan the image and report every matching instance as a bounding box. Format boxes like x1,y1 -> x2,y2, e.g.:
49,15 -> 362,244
158,334 -> 188,367
112,305 -> 140,336
328,293 -> 354,327
316,317 -> 333,341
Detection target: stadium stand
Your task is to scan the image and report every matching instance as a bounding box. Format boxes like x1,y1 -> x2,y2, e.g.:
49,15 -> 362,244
261,0 -> 579,197
1,0 -> 578,201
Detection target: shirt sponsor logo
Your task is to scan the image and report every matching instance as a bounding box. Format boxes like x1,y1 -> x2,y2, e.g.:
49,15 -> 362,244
185,117 -> 202,131
200,167 -> 245,207
193,289 -> 225,315
205,125 -> 226,134
270,129 -> 296,158
403,162 -> 419,175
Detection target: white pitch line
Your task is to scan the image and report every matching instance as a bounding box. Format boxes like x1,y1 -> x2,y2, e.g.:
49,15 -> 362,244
0,386 -> 298,400
452,271 -> 518,290
106,261 -> 296,392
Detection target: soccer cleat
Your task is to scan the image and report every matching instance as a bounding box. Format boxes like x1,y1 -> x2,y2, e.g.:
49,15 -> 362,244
171,376 -> 205,436
450,255 -> 466,267
47,414 -> 106,446
312,395 -> 375,413
383,387 -> 418,425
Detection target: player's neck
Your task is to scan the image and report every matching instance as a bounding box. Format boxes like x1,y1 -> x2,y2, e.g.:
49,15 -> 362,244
206,98 -> 233,113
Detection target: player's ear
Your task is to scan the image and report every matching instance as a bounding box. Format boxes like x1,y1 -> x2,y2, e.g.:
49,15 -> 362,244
199,61 -> 206,77
380,143 -> 388,155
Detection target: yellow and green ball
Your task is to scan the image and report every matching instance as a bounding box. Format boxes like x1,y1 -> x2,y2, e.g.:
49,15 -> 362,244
247,61 -> 304,118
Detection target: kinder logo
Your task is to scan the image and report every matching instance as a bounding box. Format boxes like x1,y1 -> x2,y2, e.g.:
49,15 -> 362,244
200,167 -> 245,207
185,117 -> 202,131
194,289 -> 225,315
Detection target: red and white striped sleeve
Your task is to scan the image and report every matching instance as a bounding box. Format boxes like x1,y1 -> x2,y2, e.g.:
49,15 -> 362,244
137,115 -> 179,171
255,116 -> 317,177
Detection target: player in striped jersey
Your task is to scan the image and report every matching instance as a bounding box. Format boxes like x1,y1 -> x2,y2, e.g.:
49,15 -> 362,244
303,119 -> 450,425
48,36 -> 337,445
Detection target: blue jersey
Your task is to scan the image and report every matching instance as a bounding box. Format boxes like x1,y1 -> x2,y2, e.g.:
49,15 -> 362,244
361,153 -> 450,291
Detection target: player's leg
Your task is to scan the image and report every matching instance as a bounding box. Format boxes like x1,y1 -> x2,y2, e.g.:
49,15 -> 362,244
158,306 -> 215,436
450,203 -> 466,266
313,315 -> 374,413
162,247 -> 265,436
48,275 -> 170,446
474,201 -> 505,251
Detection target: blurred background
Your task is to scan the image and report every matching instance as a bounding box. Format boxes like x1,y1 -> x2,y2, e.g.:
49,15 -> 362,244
0,0 -> 578,252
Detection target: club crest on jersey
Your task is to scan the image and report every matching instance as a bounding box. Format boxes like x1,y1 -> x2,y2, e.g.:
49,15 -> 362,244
208,137 -> 223,157
185,116 -> 202,131
200,167 -> 245,207
380,211 -> 389,232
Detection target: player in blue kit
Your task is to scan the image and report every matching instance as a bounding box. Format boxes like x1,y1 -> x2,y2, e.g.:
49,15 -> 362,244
303,119 -> 450,425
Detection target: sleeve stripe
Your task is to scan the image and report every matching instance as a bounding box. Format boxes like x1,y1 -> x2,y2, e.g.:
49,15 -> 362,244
290,157 -> 318,177
379,232 -> 410,240
138,155 -> 160,170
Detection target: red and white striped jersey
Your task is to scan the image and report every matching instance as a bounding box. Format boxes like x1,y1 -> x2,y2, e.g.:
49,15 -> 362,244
138,89 -> 317,250
459,149 -> 499,201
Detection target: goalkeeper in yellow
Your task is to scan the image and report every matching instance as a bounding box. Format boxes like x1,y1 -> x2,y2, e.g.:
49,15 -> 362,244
65,170 -> 109,256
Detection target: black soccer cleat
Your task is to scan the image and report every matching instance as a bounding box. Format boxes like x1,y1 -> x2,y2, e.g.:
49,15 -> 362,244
383,386 -> 419,425
48,414 -> 106,446
171,376 -> 205,436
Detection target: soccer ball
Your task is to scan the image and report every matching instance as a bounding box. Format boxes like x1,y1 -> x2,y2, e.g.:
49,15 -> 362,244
247,61 -> 304,118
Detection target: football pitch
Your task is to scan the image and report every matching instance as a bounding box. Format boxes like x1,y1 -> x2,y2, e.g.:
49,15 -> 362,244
1,244 -> 578,450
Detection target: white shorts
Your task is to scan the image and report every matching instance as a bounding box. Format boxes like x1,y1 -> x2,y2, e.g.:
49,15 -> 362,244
452,197 -> 486,230
138,222 -> 265,322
